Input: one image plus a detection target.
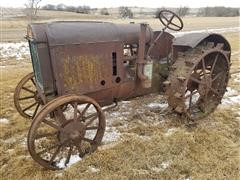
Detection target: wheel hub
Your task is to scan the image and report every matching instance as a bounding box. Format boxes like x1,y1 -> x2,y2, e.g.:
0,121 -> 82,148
59,120 -> 86,144
34,92 -> 43,104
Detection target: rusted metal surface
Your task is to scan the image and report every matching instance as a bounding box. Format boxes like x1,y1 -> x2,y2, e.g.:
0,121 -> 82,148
46,22 -> 153,46
166,42 -> 230,119
14,9 -> 232,170
173,33 -> 231,52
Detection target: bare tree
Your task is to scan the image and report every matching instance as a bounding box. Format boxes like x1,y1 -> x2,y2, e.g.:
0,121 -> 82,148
25,0 -> 42,21
119,7 -> 133,18
101,8 -> 109,15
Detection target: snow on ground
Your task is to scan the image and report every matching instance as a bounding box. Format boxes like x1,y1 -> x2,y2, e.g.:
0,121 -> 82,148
220,87 -> 240,106
147,102 -> 168,109
87,165 -> 100,173
102,127 -> 121,144
151,161 -> 171,172
164,128 -> 178,137
0,118 -> 9,124
0,42 -> 29,60
56,154 -> 82,169
232,73 -> 240,83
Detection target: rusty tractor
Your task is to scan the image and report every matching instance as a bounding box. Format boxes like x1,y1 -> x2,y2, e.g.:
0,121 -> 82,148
14,10 -> 231,169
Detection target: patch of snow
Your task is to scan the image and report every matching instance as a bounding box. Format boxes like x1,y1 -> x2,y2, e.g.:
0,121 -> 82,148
138,135 -> 152,141
20,137 -> 27,146
121,100 -> 131,104
4,137 -> 17,144
0,42 -> 30,60
87,165 -> 100,173
148,102 -> 168,109
220,87 -> 240,106
225,87 -> 238,97
56,154 -> 82,169
173,27 -> 240,37
7,149 -> 15,154
164,128 -> 177,137
161,161 -> 171,169
151,161 -> 171,172
232,73 -> 240,83
102,127 -> 121,144
221,96 -> 240,105
0,118 -> 9,124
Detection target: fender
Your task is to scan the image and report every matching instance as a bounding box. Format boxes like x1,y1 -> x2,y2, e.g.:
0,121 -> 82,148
172,33 -> 231,62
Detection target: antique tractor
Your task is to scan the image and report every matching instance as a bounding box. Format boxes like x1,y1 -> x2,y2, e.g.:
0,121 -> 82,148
14,10 -> 231,169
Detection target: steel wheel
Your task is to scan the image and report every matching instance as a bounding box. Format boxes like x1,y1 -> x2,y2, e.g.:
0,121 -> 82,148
166,43 -> 230,120
184,51 -> 229,119
27,95 -> 106,170
14,72 -> 42,119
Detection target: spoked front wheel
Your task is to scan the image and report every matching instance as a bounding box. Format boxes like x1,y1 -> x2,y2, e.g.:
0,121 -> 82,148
14,72 -> 42,119
27,95 -> 106,170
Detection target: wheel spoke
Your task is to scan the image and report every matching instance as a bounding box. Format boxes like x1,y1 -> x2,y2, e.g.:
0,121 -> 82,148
209,87 -> 221,97
77,103 -> 91,121
212,71 -> 223,82
32,103 -> 40,118
49,145 -> 62,165
35,131 -> 58,139
73,102 -> 78,122
56,107 -> 67,124
30,78 -> 36,87
210,53 -> 219,75
86,126 -> 98,130
22,87 -> 35,94
65,145 -> 73,166
22,102 -> 38,112
37,144 -> 59,155
190,76 -> 204,84
81,103 -> 91,117
42,119 -> 62,131
19,95 -> 35,101
201,58 -> 207,80
185,90 -> 198,99
85,114 -> 98,127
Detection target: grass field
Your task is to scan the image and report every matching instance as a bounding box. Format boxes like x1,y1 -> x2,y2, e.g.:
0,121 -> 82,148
0,10 -> 240,180
1,9 -> 240,42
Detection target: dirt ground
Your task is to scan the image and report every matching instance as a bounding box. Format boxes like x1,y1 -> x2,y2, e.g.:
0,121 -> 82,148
0,11 -> 240,180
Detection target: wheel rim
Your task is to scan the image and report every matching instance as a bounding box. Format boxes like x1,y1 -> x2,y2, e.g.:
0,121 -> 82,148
27,95 -> 105,170
166,42 -> 230,120
14,72 -> 42,119
184,51 -> 229,119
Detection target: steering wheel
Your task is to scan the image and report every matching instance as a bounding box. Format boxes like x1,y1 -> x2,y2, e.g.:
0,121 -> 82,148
158,10 -> 183,31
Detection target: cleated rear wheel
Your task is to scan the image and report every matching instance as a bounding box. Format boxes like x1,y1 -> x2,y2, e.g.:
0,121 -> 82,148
166,43 -> 230,120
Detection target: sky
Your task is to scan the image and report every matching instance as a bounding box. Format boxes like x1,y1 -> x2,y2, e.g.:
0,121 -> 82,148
1,0 -> 240,8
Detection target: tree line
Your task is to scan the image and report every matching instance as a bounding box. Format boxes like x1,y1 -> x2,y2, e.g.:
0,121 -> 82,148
26,1 -> 239,20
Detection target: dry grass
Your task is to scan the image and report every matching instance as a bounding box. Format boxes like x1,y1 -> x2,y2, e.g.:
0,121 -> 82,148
0,22 -> 240,179
1,9 -> 239,42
